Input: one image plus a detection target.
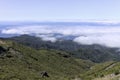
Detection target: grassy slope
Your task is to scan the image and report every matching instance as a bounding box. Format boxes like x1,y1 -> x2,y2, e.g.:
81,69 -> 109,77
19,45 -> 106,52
80,61 -> 120,80
8,35 -> 120,63
93,62 -> 120,80
0,40 -> 94,80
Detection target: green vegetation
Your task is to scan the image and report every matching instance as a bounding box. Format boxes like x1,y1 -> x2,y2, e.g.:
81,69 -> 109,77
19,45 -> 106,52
0,40 -> 94,80
80,61 -> 120,80
8,35 -> 120,63
1,35 -> 120,80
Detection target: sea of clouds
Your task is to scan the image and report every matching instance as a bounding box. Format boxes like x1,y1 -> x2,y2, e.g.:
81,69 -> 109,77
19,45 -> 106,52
1,22 -> 120,48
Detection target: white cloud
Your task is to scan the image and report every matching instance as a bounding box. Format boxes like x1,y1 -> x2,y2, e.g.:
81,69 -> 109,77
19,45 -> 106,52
1,23 -> 120,47
2,29 -> 27,34
36,34 -> 57,42
73,34 -> 120,47
41,37 -> 57,42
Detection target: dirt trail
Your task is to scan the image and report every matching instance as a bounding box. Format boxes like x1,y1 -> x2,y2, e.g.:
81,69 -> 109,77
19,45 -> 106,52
73,77 -> 82,80
94,73 -> 120,80
105,63 -> 116,70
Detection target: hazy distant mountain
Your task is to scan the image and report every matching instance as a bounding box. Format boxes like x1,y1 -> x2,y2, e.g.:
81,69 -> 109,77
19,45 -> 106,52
7,34 -> 120,63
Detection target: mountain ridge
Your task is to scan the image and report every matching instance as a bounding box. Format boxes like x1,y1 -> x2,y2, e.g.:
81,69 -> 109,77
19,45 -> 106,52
6,34 -> 120,63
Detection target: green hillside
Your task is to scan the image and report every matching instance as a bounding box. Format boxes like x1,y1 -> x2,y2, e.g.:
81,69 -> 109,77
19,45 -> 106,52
81,61 -> 120,80
1,35 -> 120,80
0,39 -> 94,80
8,35 -> 120,63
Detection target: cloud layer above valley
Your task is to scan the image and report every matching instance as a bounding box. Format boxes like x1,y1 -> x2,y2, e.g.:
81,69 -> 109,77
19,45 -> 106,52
1,22 -> 120,48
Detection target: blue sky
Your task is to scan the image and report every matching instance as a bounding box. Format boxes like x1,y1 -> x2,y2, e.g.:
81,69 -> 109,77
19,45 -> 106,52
0,0 -> 120,21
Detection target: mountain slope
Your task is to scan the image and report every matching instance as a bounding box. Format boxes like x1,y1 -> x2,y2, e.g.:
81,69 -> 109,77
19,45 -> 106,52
0,39 -> 94,80
80,61 -> 120,80
7,35 -> 120,63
